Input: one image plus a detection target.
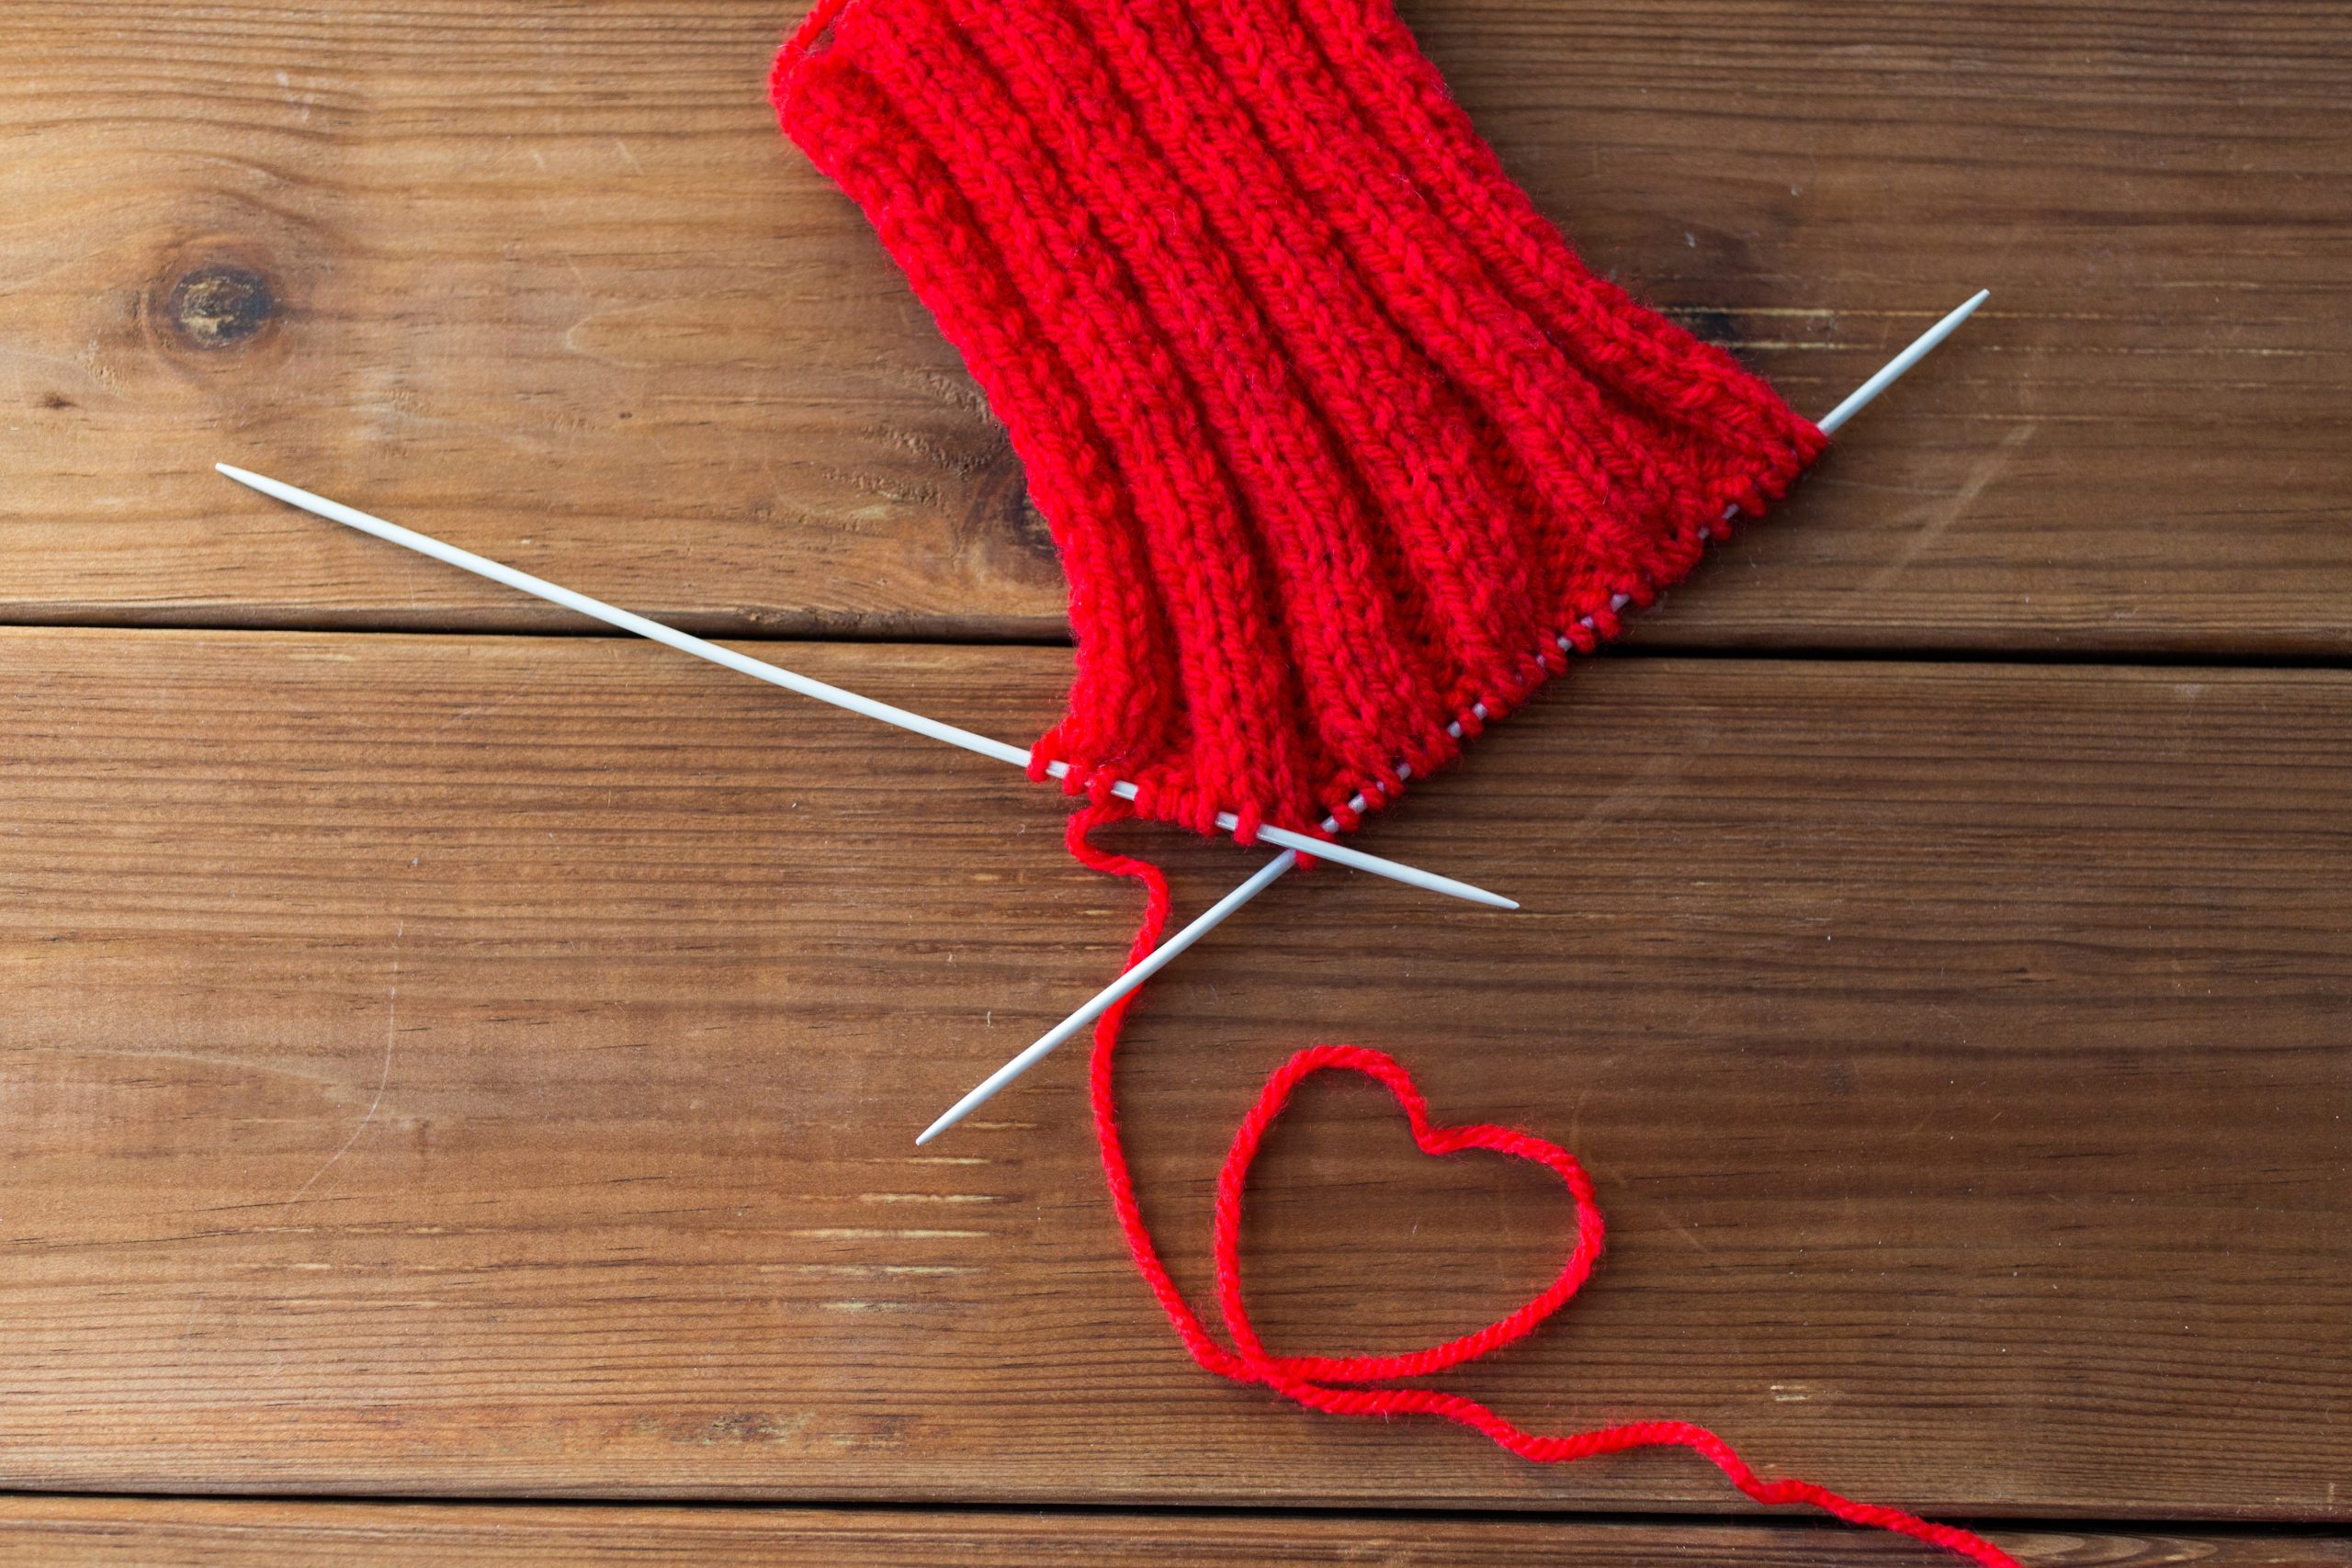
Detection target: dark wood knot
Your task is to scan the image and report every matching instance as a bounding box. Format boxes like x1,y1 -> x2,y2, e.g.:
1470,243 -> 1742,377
164,264 -> 277,348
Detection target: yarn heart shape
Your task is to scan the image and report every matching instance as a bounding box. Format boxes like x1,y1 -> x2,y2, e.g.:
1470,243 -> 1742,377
1071,807 -> 2020,1567
1207,1043 -> 1605,1385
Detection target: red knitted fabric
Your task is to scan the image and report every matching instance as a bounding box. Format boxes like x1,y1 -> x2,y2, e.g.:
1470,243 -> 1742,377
772,0 -> 1824,843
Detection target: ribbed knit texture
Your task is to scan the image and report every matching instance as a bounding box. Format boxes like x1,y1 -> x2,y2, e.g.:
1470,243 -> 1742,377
772,0 -> 1825,844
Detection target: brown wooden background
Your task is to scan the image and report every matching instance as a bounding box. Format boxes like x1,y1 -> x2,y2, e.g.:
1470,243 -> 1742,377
3,1 -> 2346,1562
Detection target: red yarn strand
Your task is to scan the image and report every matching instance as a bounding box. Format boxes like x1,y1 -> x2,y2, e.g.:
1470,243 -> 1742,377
1066,804 -> 2022,1568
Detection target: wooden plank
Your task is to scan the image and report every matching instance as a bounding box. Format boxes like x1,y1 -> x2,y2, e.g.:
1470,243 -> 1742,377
1,1498 -> 2338,1568
1,628 -> 2346,1516
2,3 -> 2346,651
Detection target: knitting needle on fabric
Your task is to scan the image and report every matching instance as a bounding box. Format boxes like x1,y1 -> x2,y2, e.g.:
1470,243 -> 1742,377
211,464 -> 1514,911
916,288 -> 1991,1145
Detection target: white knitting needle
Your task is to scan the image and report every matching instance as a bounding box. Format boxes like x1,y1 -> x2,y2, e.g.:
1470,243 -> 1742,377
212,463 -> 1514,911
1815,289 -> 1990,437
917,288 -> 1990,1145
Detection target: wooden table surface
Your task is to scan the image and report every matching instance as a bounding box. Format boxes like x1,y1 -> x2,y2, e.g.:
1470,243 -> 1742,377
4,1 -> 2346,1563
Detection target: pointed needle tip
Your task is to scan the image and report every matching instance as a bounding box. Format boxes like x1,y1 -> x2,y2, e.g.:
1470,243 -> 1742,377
1436,882 -> 1517,912
1436,882 -> 1518,912
912,1120 -> 946,1147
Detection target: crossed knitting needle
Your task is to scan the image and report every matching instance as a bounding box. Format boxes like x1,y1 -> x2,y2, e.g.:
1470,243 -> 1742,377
211,464 -> 1513,910
913,288 -> 1991,1144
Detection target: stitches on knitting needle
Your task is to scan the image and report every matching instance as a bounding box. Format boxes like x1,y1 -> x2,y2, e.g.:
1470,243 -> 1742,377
919,291 -> 1989,1144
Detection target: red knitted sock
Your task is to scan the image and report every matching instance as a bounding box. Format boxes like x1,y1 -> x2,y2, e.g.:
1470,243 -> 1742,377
772,6 -> 2010,1563
774,0 -> 1823,844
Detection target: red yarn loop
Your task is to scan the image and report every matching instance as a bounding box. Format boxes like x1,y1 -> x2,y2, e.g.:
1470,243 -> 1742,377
1066,802 -> 2023,1568
1212,1041 -> 1604,1384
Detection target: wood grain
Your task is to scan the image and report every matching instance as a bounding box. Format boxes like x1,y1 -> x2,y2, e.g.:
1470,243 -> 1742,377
3,628 -> 2346,1517
2,1498 -> 2336,1568
1,2 -> 2346,651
